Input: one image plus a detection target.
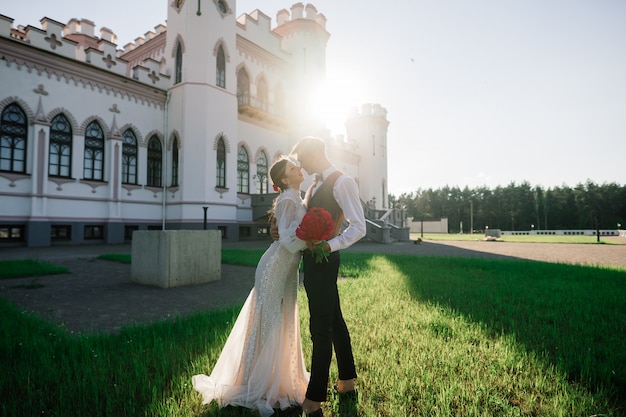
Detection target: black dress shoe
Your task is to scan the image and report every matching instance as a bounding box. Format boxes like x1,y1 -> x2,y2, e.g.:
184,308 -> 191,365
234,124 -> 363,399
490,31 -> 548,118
336,387 -> 358,416
273,405 -> 303,417
333,384 -> 358,401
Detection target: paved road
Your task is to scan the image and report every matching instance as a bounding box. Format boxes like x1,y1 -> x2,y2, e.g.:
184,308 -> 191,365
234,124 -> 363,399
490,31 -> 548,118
1,237 -> 625,266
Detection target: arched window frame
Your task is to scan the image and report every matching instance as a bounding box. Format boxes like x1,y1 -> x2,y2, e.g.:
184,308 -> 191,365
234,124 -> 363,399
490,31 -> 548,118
216,136 -> 226,188
237,146 -> 249,194
147,136 -> 162,187
83,121 -> 104,181
175,42 -> 183,84
49,114 -> 72,178
237,68 -> 250,106
216,45 -> 226,88
122,129 -> 138,184
0,103 -> 28,173
256,151 -> 268,194
171,137 -> 179,187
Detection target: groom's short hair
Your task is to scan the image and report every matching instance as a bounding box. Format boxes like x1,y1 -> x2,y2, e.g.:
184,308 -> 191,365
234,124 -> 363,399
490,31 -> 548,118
290,136 -> 326,157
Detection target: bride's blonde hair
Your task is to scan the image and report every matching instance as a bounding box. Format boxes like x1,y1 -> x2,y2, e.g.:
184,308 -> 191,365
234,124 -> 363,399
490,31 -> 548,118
267,156 -> 291,222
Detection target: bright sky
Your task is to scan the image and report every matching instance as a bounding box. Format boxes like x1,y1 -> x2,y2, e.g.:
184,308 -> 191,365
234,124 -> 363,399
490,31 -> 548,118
4,1 -> 626,195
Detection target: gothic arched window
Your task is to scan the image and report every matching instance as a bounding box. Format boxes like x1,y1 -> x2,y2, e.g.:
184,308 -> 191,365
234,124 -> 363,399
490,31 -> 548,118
49,114 -> 72,178
0,103 -> 27,173
216,136 -> 226,188
257,77 -> 268,111
256,151 -> 268,194
171,137 -> 179,187
83,121 -> 104,181
147,136 -> 162,187
122,129 -> 138,184
237,146 -> 249,194
175,42 -> 183,84
237,68 -> 249,106
216,45 -> 226,88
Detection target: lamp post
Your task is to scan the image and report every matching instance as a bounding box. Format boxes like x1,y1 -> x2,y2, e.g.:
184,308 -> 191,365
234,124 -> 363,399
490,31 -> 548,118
202,206 -> 209,230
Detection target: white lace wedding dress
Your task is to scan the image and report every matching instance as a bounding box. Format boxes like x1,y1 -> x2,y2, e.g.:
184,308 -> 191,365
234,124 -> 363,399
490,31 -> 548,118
192,188 -> 309,417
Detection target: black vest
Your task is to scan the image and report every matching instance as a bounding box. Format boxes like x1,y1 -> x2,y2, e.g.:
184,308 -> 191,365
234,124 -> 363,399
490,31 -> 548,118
305,170 -> 345,237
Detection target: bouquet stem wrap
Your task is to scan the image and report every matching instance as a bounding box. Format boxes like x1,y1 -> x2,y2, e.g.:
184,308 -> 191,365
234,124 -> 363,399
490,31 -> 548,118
296,207 -> 335,263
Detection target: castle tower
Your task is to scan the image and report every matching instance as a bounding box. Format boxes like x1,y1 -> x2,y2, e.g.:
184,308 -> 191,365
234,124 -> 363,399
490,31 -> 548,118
273,3 -> 330,140
345,103 -> 390,209
165,0 -> 238,221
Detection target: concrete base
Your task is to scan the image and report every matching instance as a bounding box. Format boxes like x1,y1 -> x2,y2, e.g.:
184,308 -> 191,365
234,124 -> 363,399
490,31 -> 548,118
131,230 -> 221,288
485,228 -> 502,238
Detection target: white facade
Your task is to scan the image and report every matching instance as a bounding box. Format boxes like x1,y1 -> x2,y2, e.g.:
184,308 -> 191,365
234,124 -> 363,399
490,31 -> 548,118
0,1 -> 390,247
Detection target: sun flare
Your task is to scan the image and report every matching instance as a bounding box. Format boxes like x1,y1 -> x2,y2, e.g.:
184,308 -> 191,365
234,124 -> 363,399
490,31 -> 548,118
310,69 -> 369,136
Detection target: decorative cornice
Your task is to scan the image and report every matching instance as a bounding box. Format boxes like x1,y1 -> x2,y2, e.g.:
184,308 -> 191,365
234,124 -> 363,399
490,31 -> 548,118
121,184 -> 142,196
167,185 -> 179,198
79,179 -> 108,193
0,37 -> 167,109
0,171 -> 30,187
145,185 -> 163,198
49,177 -> 75,191
215,186 -> 229,198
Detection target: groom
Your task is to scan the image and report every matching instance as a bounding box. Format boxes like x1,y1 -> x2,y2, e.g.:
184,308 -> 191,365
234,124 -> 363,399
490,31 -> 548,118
289,136 -> 366,416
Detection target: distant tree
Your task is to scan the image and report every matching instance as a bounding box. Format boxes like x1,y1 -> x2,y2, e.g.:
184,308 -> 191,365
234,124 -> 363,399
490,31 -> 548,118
388,181 -> 625,232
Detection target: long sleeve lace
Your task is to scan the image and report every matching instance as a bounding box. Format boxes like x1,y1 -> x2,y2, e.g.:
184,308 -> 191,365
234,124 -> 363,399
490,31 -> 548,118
275,191 -> 307,254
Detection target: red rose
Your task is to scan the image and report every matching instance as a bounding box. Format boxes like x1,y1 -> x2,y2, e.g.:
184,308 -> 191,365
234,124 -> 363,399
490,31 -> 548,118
296,207 -> 335,262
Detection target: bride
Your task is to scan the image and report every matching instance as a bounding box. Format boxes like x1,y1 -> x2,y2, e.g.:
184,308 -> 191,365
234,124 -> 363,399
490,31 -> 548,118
192,156 -> 309,416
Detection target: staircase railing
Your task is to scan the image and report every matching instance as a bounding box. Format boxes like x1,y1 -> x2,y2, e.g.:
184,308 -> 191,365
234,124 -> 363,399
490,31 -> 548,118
362,202 -> 411,243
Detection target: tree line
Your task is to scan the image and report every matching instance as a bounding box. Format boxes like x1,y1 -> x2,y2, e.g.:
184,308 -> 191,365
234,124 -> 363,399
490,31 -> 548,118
390,180 -> 626,233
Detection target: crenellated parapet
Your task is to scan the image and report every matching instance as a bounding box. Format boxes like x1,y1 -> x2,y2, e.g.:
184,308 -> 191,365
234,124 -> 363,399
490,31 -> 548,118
0,14 -> 169,89
277,3 -> 326,27
236,9 -> 285,60
132,57 -> 171,88
348,103 -> 389,121
274,3 -> 328,41
276,3 -> 327,29
22,17 -> 79,60
121,24 -> 166,55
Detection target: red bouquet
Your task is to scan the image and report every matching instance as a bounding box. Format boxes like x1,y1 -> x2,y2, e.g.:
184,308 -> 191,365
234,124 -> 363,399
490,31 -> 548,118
296,207 -> 335,263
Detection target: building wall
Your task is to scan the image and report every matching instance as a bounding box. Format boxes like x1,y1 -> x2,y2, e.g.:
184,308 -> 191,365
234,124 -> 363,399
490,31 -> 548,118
0,2 -> 390,247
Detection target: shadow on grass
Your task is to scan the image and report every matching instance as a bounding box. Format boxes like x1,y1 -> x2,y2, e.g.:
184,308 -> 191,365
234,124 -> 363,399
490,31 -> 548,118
382,253 -> 626,411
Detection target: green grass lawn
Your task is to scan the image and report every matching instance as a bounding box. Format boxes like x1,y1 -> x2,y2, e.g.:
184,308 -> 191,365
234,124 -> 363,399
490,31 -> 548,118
1,250 -> 624,416
0,259 -> 68,279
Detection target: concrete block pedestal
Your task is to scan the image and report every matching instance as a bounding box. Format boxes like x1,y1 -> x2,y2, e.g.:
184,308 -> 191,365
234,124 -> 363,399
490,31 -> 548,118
131,230 -> 221,288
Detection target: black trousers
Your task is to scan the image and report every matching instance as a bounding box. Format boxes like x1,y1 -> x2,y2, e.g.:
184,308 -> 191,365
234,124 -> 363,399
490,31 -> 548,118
302,250 -> 357,402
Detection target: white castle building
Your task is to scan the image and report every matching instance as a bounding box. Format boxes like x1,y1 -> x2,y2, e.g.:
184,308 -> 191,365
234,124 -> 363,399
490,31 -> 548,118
0,1 -> 396,247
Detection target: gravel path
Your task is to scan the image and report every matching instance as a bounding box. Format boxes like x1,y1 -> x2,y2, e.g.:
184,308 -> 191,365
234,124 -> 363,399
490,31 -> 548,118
1,238 -> 624,334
